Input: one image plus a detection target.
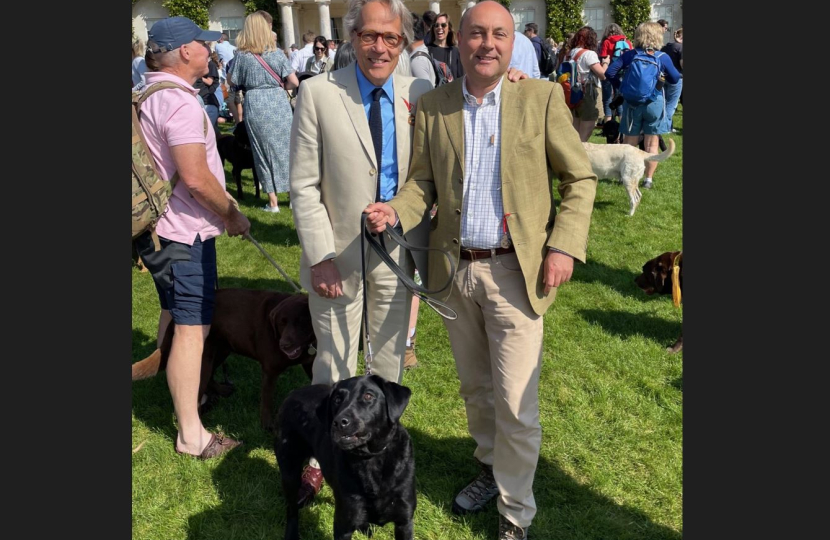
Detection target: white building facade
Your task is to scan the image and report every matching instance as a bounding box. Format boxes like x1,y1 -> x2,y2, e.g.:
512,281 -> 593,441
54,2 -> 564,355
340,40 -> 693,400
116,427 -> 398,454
132,0 -> 683,51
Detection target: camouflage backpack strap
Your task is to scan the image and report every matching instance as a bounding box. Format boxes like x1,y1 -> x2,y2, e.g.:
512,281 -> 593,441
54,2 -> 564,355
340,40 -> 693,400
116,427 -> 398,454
132,82 -> 209,251
133,82 -> 210,187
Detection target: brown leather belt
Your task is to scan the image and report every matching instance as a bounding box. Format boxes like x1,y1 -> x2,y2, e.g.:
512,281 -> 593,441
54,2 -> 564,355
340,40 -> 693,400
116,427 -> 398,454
459,245 -> 516,260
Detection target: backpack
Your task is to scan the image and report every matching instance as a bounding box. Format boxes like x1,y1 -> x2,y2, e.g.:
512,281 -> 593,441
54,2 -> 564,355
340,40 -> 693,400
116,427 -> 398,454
620,50 -> 664,105
410,50 -> 453,87
131,82 -> 207,248
538,38 -> 555,77
612,39 -> 631,60
555,49 -> 588,109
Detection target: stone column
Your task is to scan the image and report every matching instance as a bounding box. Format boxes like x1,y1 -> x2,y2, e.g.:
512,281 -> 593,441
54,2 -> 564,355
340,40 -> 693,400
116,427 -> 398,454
429,1 -> 440,15
316,0 -> 332,40
277,0 -> 295,51
461,1 -> 476,16
293,5 -> 302,48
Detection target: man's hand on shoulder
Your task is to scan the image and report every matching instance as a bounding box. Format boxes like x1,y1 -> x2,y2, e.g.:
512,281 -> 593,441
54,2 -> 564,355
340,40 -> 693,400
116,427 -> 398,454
506,67 -> 529,81
543,250 -> 574,294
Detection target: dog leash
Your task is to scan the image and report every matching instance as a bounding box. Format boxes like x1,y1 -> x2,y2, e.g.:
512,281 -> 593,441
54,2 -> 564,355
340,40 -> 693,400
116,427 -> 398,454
358,213 -> 458,376
243,232 -> 304,293
671,251 -> 683,308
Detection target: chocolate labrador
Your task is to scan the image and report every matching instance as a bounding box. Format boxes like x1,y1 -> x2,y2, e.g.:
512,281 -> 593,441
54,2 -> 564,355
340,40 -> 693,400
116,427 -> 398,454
634,251 -> 683,353
131,289 -> 317,429
276,375 -> 416,540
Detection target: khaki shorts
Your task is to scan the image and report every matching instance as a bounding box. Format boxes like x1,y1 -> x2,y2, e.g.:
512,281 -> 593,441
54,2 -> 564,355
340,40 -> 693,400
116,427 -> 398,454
573,83 -> 600,121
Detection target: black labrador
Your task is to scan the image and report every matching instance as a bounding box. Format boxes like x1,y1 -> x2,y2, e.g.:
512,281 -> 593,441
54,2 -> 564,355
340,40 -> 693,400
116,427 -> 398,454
275,375 -> 415,540
216,120 -> 260,199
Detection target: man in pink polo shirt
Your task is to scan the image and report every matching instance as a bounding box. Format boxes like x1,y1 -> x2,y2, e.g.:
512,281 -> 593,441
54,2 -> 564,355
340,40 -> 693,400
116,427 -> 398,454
134,16 -> 250,460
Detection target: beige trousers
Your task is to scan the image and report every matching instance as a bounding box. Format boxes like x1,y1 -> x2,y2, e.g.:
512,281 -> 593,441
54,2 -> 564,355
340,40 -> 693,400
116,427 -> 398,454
310,234 -> 414,385
443,252 -> 544,528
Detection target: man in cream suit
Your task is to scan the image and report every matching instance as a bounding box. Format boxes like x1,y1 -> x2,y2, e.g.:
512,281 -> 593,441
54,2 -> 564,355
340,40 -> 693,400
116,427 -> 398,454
365,2 -> 598,538
289,0 -> 432,506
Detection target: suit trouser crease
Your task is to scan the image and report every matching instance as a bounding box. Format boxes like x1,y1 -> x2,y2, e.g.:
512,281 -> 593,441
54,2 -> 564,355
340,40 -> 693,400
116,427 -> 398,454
443,252 -> 543,528
309,236 -> 414,385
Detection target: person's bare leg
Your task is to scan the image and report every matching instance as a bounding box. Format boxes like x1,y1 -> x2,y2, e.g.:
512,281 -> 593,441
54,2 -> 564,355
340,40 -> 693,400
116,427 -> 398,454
623,135 -> 639,147
167,323 -> 212,455
643,134 -> 659,179
268,192 -> 279,208
408,296 -> 420,339
158,309 -> 173,349
576,119 -> 595,142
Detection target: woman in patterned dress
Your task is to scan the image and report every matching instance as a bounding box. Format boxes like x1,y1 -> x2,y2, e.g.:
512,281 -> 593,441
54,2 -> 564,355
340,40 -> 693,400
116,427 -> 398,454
227,12 -> 299,212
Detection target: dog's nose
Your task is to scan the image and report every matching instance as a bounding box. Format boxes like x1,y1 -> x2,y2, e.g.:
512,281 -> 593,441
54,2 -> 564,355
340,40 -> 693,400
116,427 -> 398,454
335,417 -> 350,428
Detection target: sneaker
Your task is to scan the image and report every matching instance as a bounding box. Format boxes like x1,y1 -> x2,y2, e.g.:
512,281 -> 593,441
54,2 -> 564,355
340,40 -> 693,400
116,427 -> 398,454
642,179 -> 653,189
452,462 -> 499,515
263,204 -> 280,213
498,515 -> 528,540
297,464 -> 324,508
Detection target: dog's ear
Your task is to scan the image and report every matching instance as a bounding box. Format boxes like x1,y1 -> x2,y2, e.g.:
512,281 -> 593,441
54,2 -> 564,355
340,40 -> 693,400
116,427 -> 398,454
270,295 -> 299,334
370,375 -> 411,424
653,253 -> 675,291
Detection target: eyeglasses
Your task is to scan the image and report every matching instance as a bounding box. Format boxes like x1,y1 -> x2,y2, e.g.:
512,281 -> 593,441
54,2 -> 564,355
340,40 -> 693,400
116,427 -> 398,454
355,30 -> 404,47
437,23 -> 449,29
314,47 -> 326,52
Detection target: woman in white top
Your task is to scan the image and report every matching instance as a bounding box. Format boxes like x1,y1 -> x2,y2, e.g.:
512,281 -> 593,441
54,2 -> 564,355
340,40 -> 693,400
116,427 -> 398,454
304,36 -> 333,74
567,27 -> 606,142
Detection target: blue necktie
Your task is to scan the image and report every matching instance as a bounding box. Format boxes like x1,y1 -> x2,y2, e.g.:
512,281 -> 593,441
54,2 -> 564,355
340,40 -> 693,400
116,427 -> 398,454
369,87 -> 383,202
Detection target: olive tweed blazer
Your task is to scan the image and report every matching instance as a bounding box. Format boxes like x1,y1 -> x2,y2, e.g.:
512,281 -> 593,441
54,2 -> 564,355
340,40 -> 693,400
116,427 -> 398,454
389,75 -> 598,316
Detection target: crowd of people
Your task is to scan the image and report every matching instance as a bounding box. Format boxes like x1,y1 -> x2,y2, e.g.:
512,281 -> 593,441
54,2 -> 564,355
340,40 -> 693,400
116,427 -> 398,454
132,2 -> 682,539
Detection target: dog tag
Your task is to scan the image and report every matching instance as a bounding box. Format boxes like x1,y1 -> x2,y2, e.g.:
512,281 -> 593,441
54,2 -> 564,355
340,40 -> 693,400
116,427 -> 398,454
308,344 -> 317,356
500,233 -> 512,249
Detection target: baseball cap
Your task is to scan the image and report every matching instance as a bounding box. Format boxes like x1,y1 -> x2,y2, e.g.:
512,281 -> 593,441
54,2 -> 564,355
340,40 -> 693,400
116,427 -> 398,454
148,17 -> 222,52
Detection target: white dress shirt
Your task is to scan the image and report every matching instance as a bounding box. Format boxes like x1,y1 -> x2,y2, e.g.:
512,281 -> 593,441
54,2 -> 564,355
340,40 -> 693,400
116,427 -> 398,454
461,77 -> 506,249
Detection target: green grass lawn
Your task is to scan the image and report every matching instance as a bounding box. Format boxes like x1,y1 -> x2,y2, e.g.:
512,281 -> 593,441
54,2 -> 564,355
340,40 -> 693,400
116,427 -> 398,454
132,107 -> 683,540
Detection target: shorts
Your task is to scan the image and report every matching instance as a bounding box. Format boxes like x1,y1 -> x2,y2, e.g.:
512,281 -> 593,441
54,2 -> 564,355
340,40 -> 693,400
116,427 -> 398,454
233,89 -> 245,105
572,83 -> 600,121
134,231 -> 218,325
620,93 -> 666,136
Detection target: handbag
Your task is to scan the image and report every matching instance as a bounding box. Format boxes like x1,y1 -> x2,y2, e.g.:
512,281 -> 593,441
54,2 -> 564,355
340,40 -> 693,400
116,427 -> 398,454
253,53 -> 285,89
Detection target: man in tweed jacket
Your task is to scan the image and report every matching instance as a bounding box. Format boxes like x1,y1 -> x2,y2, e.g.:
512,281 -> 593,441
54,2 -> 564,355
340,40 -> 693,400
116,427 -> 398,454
365,2 -> 597,538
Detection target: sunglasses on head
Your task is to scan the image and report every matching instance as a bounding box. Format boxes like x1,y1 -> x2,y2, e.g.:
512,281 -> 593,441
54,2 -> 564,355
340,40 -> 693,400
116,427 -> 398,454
437,23 -> 448,28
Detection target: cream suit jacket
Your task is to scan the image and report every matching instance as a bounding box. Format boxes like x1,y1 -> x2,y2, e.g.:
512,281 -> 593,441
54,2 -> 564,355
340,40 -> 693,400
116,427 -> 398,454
290,65 -> 433,299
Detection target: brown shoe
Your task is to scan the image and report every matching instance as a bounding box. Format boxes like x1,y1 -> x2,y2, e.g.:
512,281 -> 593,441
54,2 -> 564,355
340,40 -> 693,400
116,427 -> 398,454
176,433 -> 242,460
297,464 -> 324,508
404,345 -> 418,369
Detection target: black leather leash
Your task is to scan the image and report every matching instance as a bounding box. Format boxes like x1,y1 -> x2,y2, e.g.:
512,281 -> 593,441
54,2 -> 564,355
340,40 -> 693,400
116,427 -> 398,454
359,213 -> 458,374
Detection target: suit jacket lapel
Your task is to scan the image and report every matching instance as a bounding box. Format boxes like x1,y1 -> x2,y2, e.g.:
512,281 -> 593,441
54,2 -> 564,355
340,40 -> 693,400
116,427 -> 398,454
440,82 -> 465,174
393,75 -> 412,182
335,67 -> 377,169
498,75 -> 525,182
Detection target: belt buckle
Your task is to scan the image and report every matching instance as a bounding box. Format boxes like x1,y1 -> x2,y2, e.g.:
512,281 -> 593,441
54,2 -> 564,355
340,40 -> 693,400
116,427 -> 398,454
490,248 -> 497,258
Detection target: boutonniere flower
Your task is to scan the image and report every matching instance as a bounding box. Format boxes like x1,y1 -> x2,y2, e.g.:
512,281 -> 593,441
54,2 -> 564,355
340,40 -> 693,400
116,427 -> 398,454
403,98 -> 415,126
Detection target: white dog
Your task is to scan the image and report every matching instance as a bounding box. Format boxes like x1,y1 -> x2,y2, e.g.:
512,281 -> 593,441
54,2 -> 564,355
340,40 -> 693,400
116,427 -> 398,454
581,139 -> 675,216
